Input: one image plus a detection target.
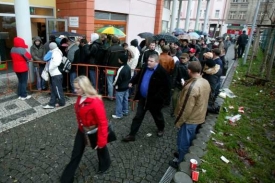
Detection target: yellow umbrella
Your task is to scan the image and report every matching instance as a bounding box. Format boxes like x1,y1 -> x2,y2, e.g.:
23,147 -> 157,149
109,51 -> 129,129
97,26 -> 126,38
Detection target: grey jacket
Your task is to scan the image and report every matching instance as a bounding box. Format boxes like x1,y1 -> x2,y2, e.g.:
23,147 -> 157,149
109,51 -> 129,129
30,36 -> 45,66
67,43 -> 79,62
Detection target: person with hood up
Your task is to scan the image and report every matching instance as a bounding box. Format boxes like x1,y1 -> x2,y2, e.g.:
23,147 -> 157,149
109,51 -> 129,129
30,36 -> 46,91
10,37 -> 32,100
112,54 -> 131,119
43,42 -> 66,109
127,39 -> 140,77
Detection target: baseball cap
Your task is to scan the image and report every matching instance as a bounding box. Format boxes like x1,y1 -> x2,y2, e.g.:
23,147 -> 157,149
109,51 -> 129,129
189,48 -> 196,53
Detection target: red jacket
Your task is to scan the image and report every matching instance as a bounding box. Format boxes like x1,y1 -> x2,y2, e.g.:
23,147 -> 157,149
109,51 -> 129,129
10,37 -> 32,73
75,96 -> 108,147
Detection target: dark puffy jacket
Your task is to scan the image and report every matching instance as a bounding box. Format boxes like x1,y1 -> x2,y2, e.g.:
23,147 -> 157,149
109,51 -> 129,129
30,36 -> 45,67
105,43 -> 124,67
113,64 -> 131,91
87,40 -> 102,65
172,62 -> 190,90
237,33 -> 248,45
181,46 -> 190,54
141,49 -> 159,65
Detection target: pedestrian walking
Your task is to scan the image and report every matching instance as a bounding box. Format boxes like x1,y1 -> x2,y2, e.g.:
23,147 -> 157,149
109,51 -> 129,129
61,76 -> 111,183
169,61 -> 210,169
237,30 -> 248,58
112,54 -> 131,119
122,54 -> 170,142
10,37 -> 32,100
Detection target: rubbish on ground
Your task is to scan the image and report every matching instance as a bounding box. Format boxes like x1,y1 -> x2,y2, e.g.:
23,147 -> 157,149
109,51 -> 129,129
260,90 -> 263,93
202,169 -> 207,173
229,114 -> 241,123
210,130 -> 216,134
247,136 -> 251,141
238,107 -> 244,113
229,106 -> 234,109
219,92 -> 227,99
220,88 -> 237,98
146,133 -> 152,137
223,107 -> 228,112
221,156 -> 230,163
212,138 -> 224,146
225,116 -> 232,120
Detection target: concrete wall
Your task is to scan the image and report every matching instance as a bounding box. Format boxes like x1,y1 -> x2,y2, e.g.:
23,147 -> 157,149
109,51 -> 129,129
95,0 -> 157,43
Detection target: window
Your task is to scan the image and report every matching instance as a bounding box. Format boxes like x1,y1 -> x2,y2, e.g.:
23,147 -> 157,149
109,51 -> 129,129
215,10 -> 220,18
229,11 -> 236,19
161,20 -> 169,33
239,11 -> 246,19
95,11 -> 127,21
199,10 -> 202,17
232,0 -> 239,2
242,0 -> 248,2
164,0 -> 171,9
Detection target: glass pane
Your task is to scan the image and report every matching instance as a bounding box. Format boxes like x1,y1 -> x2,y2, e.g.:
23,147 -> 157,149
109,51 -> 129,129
95,11 -> 110,20
0,4 -> 15,14
30,7 -> 54,16
111,13 -> 127,21
0,16 -> 16,61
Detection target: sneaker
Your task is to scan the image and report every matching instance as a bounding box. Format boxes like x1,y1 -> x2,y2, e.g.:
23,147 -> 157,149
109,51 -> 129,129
43,104 -> 55,109
169,160 -> 179,169
112,115 -> 122,119
173,152 -> 179,159
20,95 -> 31,100
157,130 -> 164,137
122,135 -> 135,142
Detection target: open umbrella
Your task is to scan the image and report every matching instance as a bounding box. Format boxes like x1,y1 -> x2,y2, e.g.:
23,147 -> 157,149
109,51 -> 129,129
188,32 -> 200,39
97,26 -> 126,38
51,31 -> 83,37
138,32 -> 154,39
172,28 -> 186,36
153,33 -> 178,43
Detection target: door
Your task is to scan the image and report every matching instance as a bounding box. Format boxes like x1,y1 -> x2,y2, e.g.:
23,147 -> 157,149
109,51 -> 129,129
46,18 -> 68,41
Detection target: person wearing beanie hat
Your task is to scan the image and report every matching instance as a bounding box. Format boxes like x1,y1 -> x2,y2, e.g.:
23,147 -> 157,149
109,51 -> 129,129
91,33 -> 99,44
10,37 -> 32,100
43,40 -> 66,109
112,53 -> 131,119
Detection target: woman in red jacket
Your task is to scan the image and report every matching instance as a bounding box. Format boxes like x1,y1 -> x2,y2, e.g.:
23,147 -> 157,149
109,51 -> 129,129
61,75 -> 110,183
10,37 -> 32,100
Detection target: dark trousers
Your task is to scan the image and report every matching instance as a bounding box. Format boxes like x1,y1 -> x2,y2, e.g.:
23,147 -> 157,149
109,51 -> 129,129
15,71 -> 28,98
130,98 -> 165,136
238,44 -> 246,58
49,75 -> 65,106
60,130 -> 111,183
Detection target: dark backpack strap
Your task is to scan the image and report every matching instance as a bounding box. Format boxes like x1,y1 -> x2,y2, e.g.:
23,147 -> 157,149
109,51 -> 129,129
175,79 -> 197,124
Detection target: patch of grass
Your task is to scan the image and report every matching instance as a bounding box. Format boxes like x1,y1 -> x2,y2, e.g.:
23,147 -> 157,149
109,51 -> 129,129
199,51 -> 275,183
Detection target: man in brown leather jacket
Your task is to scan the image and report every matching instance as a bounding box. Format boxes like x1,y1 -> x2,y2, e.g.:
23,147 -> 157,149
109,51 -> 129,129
169,61 -> 210,169
159,45 -> 175,75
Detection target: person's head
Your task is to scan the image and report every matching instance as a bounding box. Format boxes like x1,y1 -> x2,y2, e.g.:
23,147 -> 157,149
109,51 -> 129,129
148,41 -> 156,50
147,54 -> 159,69
145,37 -> 155,47
49,42 -> 58,50
180,53 -> 189,63
73,75 -> 100,97
100,34 -> 107,42
218,37 -> 223,42
112,36 -> 119,44
80,38 -> 88,47
170,42 -> 175,48
189,48 -> 196,57
162,45 -> 170,53
205,59 -> 216,68
118,53 -> 128,65
243,30 -> 246,34
181,39 -> 188,46
90,33 -> 99,44
202,43 -> 207,48
212,48 -> 221,57
33,36 -> 42,46
170,48 -> 177,56
226,36 -> 230,40
174,42 -> 180,49
203,52 -> 213,59
159,39 -> 166,46
49,35 -> 56,42
130,39 -> 138,47
191,40 -> 196,44
122,43 -> 128,50
188,61 -> 202,77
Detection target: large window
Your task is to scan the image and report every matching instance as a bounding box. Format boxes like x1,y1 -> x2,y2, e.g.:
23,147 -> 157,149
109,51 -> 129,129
95,11 -> 127,21
229,11 -> 236,19
164,0 -> 171,9
239,11 -> 246,19
215,10 -> 220,18
232,0 -> 239,2
162,20 -> 169,33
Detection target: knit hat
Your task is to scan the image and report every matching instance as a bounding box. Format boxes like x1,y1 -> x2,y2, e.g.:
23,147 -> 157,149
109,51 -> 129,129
49,42 -> 57,50
205,59 -> 216,68
203,52 -> 213,59
130,39 -> 138,47
90,33 -> 99,43
118,53 -> 128,64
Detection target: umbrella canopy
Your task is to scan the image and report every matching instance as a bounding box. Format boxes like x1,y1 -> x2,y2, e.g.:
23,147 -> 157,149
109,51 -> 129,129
51,31 -> 83,37
178,34 -> 198,40
97,26 -> 126,38
172,28 -> 186,36
138,32 -> 154,39
188,32 -> 200,39
153,33 -> 178,43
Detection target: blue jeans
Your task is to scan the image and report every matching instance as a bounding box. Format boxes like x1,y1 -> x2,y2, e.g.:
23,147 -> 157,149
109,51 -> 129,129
115,90 -> 129,117
106,75 -> 114,98
177,123 -> 198,163
89,70 -> 96,88
70,72 -> 77,94
15,71 -> 28,98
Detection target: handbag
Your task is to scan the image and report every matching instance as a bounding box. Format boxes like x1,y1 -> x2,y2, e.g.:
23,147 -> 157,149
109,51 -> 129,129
41,68 -> 49,81
85,121 -> 117,149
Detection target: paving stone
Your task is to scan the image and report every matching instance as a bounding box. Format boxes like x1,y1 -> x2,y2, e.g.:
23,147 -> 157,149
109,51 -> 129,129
195,132 -> 211,142
192,139 -> 207,150
184,153 -> 201,165
173,172 -> 192,183
188,146 -> 205,158
201,123 -> 213,131
178,161 -> 191,176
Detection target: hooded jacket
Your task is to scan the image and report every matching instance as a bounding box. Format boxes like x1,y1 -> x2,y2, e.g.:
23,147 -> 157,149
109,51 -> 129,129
30,36 -> 45,67
48,45 -> 63,77
127,45 -> 140,76
105,43 -> 125,67
10,37 -> 32,73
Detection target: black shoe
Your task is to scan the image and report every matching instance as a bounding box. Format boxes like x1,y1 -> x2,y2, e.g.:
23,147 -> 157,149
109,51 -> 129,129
122,135 -> 135,142
96,167 -> 109,174
157,130 -> 164,137
173,152 -> 179,159
169,160 -> 179,169
123,113 -> 128,116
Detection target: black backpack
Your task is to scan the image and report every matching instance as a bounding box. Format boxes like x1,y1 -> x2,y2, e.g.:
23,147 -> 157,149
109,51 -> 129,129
94,44 -> 107,65
59,56 -> 71,73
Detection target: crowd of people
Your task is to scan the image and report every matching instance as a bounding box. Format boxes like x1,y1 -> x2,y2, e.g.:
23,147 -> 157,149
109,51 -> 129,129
10,31 -> 235,181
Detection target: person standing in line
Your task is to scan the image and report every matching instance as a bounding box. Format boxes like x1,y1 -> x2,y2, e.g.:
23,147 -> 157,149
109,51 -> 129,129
61,76 -> 110,183
237,30 -> 248,58
112,54 -> 131,119
30,36 -> 46,91
169,61 -> 210,169
10,37 -> 32,100
122,54 -> 170,142
43,42 -> 66,109
224,36 -> 231,54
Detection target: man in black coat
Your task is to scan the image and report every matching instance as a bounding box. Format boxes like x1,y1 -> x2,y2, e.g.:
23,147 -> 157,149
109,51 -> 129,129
122,54 -> 170,142
237,30 -> 248,58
